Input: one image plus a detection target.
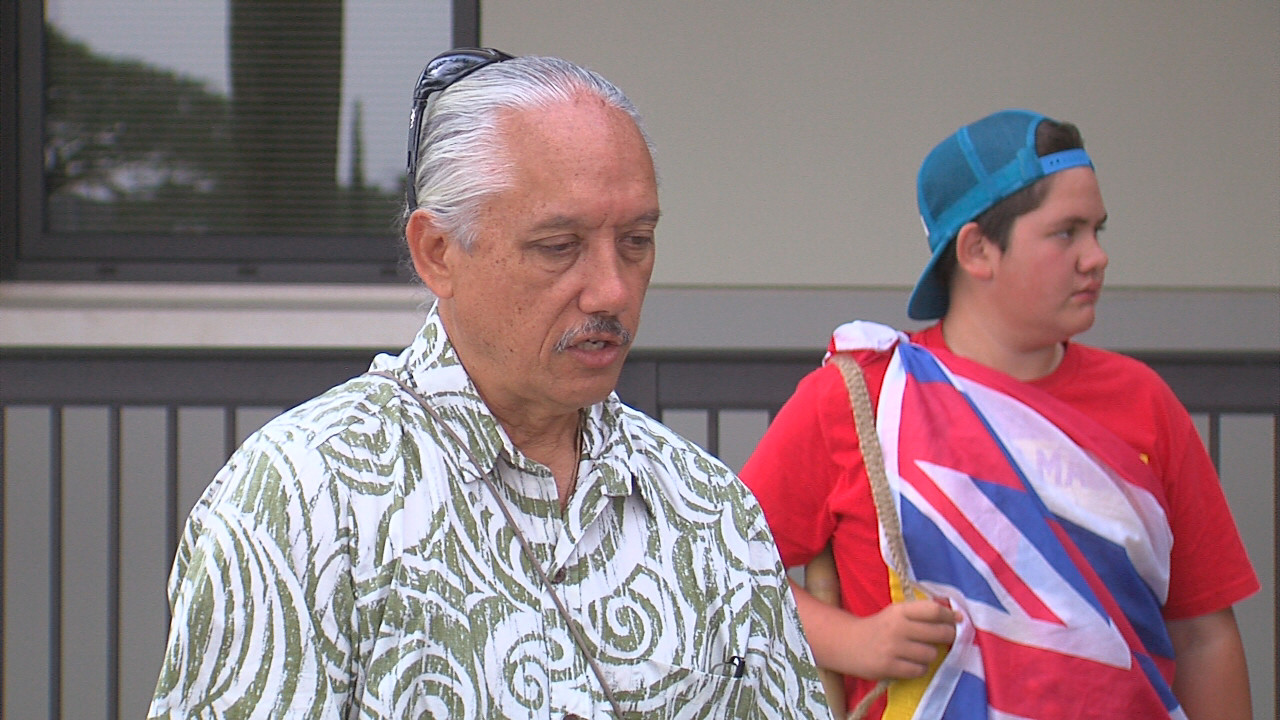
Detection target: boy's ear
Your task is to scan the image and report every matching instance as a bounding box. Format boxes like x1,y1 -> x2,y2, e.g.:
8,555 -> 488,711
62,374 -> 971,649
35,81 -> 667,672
954,221 -> 996,281
406,209 -> 456,298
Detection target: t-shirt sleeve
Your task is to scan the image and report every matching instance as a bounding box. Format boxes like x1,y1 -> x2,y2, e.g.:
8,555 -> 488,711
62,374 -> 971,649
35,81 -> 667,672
741,362 -> 854,568
1154,384 -> 1260,619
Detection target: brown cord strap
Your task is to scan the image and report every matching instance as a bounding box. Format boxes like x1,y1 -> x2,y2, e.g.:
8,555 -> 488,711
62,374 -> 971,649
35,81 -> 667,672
367,371 -> 626,718
829,354 -> 922,720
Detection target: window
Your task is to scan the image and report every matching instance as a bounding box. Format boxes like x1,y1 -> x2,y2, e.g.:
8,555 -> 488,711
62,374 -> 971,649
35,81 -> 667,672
1,0 -> 478,282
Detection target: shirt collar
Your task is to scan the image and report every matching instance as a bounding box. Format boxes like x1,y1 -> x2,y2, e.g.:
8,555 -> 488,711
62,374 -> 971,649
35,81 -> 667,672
368,302 -> 509,482
369,303 -> 650,513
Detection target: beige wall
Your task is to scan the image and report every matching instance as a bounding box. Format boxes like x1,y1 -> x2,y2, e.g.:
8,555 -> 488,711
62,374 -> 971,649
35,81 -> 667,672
483,0 -> 1279,290
4,2 -> 1276,352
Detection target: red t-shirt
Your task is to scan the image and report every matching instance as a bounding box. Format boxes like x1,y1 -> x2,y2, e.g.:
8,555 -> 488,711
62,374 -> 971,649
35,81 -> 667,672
740,323 -> 1258,713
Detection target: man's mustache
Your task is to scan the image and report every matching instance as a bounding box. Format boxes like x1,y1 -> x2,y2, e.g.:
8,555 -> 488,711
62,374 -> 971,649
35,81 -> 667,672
554,315 -> 633,352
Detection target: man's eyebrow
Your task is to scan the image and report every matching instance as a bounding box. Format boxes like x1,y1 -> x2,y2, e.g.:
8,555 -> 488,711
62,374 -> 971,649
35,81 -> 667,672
529,209 -> 662,233
529,215 -> 578,233
631,209 -> 662,226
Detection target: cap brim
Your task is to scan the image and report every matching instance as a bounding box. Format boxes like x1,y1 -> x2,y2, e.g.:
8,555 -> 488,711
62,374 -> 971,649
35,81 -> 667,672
906,237 -> 953,321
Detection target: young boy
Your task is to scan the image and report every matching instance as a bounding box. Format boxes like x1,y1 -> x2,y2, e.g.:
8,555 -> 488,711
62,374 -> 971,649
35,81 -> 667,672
742,109 -> 1257,719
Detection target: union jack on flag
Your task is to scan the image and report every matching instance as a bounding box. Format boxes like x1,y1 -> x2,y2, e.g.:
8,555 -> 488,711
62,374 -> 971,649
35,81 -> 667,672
869,337 -> 1181,720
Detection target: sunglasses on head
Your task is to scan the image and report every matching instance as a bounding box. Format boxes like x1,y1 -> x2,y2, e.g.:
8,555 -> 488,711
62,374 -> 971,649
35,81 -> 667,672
405,47 -> 515,208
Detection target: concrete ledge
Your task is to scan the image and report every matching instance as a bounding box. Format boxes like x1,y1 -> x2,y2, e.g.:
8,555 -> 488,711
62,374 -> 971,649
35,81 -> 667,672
1,282 -> 1276,352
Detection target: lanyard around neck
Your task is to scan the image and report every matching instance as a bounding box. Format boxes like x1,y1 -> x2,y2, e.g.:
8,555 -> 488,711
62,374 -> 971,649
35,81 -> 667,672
366,371 -> 625,717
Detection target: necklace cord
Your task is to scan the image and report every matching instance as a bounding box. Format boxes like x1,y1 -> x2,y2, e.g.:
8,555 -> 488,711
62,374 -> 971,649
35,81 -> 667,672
366,371 -> 626,717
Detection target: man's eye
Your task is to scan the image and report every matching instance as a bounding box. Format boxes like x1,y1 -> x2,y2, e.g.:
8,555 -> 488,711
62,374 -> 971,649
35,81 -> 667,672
539,240 -> 578,255
621,235 -> 654,250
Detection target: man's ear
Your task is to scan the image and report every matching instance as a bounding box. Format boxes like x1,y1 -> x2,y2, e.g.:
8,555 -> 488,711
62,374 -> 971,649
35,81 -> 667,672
954,221 -> 996,281
406,209 -> 456,298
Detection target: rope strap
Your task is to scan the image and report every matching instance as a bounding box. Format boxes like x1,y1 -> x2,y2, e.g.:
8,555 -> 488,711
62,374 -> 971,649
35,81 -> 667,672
829,354 -> 921,720
366,371 -> 626,718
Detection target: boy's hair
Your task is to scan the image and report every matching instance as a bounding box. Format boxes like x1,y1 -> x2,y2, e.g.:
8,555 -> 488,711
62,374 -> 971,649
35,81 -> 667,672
935,119 -> 1085,289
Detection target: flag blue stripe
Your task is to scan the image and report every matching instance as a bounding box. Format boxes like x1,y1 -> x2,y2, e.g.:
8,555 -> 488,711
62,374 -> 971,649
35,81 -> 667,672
974,480 -> 1108,619
901,499 -> 1006,610
898,343 -> 953,384
941,671 -> 989,720
1134,650 -> 1181,711
1059,517 -> 1175,658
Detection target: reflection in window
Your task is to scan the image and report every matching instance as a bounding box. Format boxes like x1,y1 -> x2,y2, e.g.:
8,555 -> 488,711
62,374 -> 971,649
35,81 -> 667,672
43,0 -> 453,237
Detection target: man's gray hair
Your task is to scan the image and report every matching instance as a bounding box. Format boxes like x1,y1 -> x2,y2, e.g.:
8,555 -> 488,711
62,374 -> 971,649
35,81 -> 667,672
405,55 -> 655,251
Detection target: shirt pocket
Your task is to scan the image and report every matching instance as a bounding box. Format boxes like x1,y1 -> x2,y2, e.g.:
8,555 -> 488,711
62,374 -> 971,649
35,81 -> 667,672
658,662 -> 760,718
604,658 -> 761,718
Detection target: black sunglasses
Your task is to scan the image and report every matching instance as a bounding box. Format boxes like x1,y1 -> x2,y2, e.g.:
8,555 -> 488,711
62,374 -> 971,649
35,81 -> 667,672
405,47 -> 515,208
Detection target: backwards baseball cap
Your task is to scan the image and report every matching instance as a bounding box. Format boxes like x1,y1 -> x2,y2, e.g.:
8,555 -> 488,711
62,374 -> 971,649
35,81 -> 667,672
907,109 -> 1093,320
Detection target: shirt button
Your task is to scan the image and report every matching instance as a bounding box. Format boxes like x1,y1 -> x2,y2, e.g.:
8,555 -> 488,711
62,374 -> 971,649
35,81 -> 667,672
551,566 -> 567,584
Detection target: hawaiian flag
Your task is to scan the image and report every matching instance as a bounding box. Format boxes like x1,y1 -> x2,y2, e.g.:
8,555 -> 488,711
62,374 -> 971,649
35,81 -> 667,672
845,324 -> 1182,719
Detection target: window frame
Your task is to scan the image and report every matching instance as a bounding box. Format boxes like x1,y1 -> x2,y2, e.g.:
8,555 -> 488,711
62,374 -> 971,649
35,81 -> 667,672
0,0 -> 479,283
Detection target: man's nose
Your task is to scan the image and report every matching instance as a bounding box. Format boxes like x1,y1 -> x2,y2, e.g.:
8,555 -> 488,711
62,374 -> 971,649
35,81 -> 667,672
578,244 -> 632,314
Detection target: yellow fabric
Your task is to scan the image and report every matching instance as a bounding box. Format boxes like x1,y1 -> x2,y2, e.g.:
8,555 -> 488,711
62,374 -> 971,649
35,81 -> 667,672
880,567 -> 948,720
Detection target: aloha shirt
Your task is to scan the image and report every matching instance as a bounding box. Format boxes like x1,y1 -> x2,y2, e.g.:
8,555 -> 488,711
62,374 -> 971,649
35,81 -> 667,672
148,303 -> 831,719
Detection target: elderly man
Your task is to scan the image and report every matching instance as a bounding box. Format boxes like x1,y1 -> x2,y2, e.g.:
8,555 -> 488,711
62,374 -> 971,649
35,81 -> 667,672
148,50 -> 830,719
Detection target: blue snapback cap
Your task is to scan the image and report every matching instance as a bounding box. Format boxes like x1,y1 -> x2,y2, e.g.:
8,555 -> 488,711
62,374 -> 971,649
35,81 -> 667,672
906,109 -> 1093,320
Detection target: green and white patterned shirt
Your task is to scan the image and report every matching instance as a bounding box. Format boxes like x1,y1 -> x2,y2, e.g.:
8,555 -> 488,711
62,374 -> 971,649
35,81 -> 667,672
149,304 -> 830,719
